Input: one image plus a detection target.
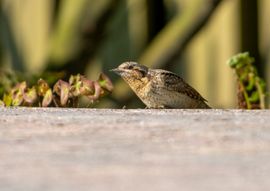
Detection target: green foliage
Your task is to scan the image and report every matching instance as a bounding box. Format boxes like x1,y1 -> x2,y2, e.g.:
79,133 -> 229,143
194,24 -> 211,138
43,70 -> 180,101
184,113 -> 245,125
0,73 -> 113,107
228,52 -> 266,109
227,52 -> 255,69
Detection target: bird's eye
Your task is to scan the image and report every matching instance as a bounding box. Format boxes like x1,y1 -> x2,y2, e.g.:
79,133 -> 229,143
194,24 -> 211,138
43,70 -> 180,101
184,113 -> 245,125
127,65 -> 133,70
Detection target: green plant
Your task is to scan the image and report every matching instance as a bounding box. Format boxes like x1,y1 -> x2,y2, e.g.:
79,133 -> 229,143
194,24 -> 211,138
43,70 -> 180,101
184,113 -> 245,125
0,73 -> 113,107
228,52 -> 266,109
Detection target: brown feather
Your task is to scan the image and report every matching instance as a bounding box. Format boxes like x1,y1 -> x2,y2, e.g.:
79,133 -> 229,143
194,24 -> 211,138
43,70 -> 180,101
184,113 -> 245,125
150,69 -> 207,102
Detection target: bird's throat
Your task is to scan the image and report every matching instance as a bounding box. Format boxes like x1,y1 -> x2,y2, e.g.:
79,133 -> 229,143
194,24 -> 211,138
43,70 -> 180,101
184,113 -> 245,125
123,76 -> 150,95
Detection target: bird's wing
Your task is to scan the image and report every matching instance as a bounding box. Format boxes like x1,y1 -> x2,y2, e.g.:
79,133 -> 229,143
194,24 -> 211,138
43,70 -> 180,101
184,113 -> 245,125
153,69 -> 207,102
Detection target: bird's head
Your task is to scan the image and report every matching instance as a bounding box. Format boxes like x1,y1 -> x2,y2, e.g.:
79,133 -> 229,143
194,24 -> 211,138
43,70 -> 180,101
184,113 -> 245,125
111,62 -> 149,80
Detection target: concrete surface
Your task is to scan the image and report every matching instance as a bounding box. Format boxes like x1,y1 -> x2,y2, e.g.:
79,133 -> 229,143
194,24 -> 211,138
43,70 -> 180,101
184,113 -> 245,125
0,108 -> 270,191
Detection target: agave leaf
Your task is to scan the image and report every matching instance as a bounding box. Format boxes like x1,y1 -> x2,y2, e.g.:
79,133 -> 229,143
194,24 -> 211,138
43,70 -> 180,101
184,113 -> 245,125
98,73 -> 113,92
11,81 -> 27,95
37,79 -> 50,96
70,81 -> 81,96
69,75 -> 75,85
80,77 -> 94,96
12,91 -> 24,106
70,82 -> 81,96
42,89 -> 53,107
10,82 -> 26,106
87,81 -> 101,101
24,87 -> 38,104
60,81 -> 70,106
69,74 -> 81,85
69,75 -> 82,97
53,80 -> 70,106
3,93 -> 12,106
53,80 -> 61,96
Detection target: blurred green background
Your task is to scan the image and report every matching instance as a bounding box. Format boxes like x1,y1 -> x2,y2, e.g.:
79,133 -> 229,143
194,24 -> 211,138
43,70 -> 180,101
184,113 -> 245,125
0,0 -> 269,108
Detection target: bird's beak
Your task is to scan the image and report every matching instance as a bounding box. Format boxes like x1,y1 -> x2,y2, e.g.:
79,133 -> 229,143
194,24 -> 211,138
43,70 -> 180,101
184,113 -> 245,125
110,68 -> 123,75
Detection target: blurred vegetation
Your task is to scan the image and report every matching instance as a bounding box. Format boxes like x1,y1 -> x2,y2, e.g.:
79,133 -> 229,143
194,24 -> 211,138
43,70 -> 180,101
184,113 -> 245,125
0,73 -> 113,107
0,0 -> 269,108
228,52 -> 266,109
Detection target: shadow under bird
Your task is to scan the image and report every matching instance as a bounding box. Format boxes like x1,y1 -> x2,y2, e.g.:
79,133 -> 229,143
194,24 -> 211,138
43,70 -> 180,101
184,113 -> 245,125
111,62 -> 211,109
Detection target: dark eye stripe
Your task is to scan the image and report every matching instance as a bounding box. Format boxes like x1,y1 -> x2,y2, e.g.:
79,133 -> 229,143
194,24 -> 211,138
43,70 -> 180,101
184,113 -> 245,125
134,68 -> 147,77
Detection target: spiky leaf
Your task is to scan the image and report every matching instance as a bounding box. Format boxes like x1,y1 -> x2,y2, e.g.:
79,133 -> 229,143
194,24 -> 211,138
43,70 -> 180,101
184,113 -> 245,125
3,93 -> 12,106
42,89 -> 53,107
69,74 -> 82,97
60,81 -> 70,106
53,80 -> 70,106
80,77 -> 94,95
37,79 -> 50,96
24,87 -> 38,104
98,73 -> 113,92
10,82 -> 26,106
87,81 -> 101,101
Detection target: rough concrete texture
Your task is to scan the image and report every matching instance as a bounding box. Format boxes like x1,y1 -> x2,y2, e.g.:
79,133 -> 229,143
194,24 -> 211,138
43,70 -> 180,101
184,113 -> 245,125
0,108 -> 270,191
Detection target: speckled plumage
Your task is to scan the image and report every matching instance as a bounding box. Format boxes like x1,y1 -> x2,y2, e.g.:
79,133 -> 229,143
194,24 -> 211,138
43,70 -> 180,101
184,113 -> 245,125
111,62 -> 211,109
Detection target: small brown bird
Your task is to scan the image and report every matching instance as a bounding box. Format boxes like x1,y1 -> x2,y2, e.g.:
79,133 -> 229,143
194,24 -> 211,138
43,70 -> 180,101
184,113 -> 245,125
111,62 -> 211,109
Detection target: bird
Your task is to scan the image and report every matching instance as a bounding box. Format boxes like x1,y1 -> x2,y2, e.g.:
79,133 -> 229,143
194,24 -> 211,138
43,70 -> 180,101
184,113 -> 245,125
111,62 -> 211,109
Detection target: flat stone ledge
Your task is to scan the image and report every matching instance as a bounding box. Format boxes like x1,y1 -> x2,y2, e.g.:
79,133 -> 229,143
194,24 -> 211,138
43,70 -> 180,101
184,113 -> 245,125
0,108 -> 270,191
